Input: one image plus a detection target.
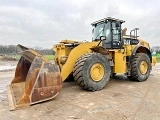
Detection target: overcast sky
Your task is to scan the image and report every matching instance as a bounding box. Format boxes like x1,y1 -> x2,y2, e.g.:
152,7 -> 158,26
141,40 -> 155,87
0,0 -> 159,48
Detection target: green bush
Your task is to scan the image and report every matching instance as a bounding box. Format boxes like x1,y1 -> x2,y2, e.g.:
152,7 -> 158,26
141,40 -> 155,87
157,57 -> 160,63
43,55 -> 54,60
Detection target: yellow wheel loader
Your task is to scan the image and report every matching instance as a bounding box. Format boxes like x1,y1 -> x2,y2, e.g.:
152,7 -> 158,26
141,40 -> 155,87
8,17 -> 156,110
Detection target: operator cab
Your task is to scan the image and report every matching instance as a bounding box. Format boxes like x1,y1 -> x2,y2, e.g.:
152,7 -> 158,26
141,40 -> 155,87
91,17 -> 125,49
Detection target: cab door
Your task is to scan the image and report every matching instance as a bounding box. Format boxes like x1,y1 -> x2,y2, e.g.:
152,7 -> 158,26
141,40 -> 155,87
111,22 -> 121,49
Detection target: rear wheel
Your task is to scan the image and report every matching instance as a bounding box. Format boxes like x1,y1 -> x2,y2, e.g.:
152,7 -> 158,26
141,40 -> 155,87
73,53 -> 111,91
129,53 -> 151,81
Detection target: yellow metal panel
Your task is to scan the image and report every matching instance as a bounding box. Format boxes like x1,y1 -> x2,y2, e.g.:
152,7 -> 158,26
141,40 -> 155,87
131,45 -> 136,52
112,49 -> 127,73
60,40 -> 84,44
138,39 -> 150,49
53,44 -> 72,68
152,56 -> 156,66
125,45 -> 132,56
60,42 -> 98,81
123,44 -> 137,56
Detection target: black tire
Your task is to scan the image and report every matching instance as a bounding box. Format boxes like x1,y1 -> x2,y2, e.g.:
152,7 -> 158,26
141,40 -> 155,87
111,73 -> 116,78
129,53 -> 151,82
73,53 -> 111,91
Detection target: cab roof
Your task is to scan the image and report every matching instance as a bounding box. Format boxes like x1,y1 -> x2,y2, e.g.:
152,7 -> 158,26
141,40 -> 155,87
91,17 -> 125,26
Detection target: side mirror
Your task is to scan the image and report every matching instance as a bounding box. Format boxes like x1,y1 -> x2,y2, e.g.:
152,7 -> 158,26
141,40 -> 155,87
100,36 -> 106,41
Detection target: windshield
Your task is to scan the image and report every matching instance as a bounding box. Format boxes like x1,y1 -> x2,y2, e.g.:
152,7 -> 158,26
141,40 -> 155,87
92,22 -> 110,41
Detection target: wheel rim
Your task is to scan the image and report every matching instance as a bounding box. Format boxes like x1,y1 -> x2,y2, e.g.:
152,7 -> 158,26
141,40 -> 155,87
139,61 -> 148,74
90,63 -> 104,81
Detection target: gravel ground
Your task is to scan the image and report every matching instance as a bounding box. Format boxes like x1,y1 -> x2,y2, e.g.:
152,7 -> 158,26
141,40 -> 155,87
0,62 -> 160,120
0,61 -> 18,72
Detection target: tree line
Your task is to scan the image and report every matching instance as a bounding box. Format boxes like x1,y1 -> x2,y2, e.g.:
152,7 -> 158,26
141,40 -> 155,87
151,46 -> 160,54
1,44 -> 159,55
0,45 -> 55,55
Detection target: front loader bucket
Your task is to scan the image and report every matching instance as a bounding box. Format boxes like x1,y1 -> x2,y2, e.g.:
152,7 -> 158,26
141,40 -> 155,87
7,45 -> 62,110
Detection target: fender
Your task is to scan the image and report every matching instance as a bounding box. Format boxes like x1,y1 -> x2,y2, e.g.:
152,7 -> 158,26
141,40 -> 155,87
61,42 -> 98,81
132,45 -> 152,62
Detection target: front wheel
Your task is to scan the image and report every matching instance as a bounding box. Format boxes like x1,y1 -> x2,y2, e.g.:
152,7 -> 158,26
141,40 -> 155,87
129,53 -> 151,82
73,53 -> 111,91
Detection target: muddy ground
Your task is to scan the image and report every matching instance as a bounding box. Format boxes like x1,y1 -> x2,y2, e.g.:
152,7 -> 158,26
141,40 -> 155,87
0,62 -> 160,120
